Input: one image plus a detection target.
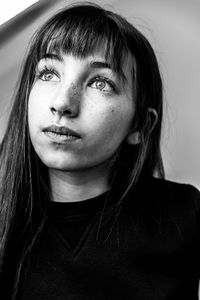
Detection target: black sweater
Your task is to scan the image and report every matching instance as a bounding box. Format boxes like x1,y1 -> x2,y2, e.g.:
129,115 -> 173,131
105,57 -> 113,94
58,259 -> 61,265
13,177 -> 200,299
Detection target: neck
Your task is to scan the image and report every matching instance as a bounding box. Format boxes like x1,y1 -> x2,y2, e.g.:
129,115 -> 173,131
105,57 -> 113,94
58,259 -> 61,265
49,164 -> 111,203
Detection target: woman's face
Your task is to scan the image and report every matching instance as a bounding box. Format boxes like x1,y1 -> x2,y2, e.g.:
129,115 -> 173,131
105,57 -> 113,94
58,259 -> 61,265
28,50 -> 136,172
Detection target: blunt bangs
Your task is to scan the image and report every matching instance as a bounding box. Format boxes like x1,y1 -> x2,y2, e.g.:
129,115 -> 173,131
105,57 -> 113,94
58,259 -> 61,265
32,5 -> 132,81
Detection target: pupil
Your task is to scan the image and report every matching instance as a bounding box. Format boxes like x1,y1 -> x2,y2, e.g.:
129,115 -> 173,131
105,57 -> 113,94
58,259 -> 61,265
96,81 -> 105,89
45,72 -> 52,80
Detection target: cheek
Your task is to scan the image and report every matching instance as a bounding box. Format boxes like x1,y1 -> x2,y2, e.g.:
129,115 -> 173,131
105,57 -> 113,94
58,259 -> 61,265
108,103 -> 134,133
95,103 -> 134,146
28,89 -> 48,128
28,99 -> 39,133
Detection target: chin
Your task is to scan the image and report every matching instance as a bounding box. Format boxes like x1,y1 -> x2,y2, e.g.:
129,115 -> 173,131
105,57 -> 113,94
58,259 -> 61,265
42,159 -> 79,171
36,150 -> 111,172
37,152 -> 76,171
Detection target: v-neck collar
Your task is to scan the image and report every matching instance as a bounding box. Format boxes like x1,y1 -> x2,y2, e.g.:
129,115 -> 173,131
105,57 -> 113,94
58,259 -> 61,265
46,191 -> 118,258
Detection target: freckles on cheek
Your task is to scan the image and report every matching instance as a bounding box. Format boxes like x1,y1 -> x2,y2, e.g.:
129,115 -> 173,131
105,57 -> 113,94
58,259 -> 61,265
113,112 -> 133,143
109,105 -> 129,128
100,107 -> 123,139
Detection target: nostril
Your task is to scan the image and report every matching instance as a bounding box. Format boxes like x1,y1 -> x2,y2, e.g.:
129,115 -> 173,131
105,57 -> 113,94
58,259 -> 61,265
50,106 -> 77,117
64,109 -> 74,116
50,107 -> 57,114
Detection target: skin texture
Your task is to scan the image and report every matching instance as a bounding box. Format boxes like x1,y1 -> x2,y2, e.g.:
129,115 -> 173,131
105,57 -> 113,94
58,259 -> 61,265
28,51 -> 138,201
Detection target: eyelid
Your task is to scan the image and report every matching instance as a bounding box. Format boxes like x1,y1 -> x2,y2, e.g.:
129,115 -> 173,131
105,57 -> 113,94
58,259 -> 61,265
36,64 -> 60,81
88,75 -> 118,92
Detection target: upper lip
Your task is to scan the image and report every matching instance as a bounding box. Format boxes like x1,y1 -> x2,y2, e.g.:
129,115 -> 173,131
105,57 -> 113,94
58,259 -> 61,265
43,125 -> 81,138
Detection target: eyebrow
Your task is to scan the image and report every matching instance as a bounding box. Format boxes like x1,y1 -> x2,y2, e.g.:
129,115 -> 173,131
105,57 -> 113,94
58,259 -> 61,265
40,53 -> 111,69
40,53 -> 63,62
89,61 -> 128,84
88,61 -> 112,70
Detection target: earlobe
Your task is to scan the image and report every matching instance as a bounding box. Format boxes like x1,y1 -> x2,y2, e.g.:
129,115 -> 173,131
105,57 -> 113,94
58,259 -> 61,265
126,131 -> 140,145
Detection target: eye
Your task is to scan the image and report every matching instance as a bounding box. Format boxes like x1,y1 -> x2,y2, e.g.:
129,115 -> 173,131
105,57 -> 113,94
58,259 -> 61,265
89,77 -> 115,92
36,67 -> 59,82
94,80 -> 107,90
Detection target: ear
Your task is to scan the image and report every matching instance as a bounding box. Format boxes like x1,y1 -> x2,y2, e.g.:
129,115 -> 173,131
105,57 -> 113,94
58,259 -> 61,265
126,107 -> 158,145
147,107 -> 158,133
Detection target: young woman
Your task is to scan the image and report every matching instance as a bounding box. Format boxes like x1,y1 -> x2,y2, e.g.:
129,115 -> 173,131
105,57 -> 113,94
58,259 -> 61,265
0,2 -> 200,299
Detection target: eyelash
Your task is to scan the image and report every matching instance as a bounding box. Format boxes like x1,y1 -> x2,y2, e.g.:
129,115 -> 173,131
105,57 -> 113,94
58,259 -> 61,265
36,66 -> 117,93
88,76 -> 117,93
36,66 -> 59,81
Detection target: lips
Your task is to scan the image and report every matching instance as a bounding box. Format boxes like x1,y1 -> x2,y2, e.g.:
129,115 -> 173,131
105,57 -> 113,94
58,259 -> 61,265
42,125 -> 81,142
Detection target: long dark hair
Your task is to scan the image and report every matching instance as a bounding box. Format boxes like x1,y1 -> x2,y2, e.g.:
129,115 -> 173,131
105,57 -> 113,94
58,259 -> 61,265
0,2 -> 164,297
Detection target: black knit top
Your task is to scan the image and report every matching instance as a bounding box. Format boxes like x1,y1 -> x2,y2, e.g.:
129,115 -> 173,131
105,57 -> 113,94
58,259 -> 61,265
7,177 -> 200,299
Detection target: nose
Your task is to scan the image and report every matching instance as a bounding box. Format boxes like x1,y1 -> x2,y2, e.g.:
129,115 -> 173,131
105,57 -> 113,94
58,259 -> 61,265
50,83 -> 80,118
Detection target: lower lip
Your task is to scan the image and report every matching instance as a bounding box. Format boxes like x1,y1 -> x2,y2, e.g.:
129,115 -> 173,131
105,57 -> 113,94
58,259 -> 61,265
44,131 -> 80,143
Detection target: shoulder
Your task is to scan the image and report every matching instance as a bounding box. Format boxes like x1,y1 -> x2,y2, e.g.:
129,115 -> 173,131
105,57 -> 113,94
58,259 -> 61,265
118,179 -> 200,274
119,178 -> 200,247
147,177 -> 200,200
124,177 -> 200,220
147,177 -> 200,207
155,178 -> 200,218
137,176 -> 200,200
